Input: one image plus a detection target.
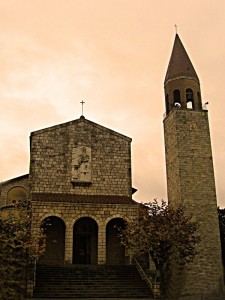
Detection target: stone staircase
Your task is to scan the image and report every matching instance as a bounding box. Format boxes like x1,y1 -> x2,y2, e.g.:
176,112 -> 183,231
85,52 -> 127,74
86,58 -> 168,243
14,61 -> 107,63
33,264 -> 153,298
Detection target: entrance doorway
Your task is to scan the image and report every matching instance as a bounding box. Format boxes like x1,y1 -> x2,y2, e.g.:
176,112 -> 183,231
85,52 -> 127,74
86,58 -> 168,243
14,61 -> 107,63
106,218 -> 125,265
73,217 -> 98,264
39,216 -> 65,265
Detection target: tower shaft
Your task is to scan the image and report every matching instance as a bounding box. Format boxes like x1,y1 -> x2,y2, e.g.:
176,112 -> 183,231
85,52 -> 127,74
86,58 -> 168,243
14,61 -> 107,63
163,34 -> 224,299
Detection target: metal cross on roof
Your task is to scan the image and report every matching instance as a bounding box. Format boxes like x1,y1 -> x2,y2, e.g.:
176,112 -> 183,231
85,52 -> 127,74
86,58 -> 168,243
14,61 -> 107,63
80,100 -> 85,116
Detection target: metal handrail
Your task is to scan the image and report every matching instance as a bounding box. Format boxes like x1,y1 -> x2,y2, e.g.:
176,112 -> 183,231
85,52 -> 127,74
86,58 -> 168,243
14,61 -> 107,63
133,256 -> 153,289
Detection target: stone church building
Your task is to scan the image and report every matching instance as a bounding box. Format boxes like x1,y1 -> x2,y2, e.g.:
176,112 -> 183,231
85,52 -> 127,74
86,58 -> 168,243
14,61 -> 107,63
0,115 -> 139,266
0,34 -> 224,299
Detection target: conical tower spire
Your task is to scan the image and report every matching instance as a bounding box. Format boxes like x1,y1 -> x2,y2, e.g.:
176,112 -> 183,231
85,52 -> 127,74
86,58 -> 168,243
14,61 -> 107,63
165,34 -> 199,85
164,34 -> 202,115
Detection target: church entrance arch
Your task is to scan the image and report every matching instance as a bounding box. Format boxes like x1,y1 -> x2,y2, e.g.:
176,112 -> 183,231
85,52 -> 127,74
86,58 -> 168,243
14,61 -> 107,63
106,218 -> 125,265
73,217 -> 98,265
39,216 -> 65,265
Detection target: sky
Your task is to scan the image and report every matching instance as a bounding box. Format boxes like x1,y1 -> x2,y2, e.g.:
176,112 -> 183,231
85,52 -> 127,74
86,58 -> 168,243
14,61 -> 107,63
0,0 -> 225,206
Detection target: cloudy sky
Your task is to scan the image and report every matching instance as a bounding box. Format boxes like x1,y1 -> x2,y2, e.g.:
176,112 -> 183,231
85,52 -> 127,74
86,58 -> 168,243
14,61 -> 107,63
0,0 -> 225,206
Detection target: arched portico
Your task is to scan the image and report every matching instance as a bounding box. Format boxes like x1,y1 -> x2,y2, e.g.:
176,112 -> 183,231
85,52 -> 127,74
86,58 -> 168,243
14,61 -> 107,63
106,218 -> 125,265
39,216 -> 65,265
73,217 -> 98,264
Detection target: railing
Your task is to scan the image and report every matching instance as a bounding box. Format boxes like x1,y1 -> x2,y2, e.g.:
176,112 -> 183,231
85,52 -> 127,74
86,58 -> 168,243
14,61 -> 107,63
133,256 -> 153,289
133,256 -> 161,299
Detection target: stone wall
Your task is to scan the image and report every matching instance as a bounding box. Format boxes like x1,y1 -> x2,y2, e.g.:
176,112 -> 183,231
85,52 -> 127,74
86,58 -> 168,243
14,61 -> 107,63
29,116 -> 132,197
164,108 -> 224,299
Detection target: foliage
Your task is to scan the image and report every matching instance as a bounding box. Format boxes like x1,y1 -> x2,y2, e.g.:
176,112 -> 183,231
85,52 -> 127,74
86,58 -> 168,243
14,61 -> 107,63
118,200 -> 200,293
0,201 -> 45,300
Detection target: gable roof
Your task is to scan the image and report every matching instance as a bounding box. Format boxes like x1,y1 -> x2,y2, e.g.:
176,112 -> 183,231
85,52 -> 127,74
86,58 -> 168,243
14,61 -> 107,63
30,116 -> 132,142
1,174 -> 29,185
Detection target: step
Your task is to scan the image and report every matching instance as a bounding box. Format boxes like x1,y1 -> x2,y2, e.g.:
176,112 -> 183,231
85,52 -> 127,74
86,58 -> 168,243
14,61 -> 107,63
33,264 -> 153,299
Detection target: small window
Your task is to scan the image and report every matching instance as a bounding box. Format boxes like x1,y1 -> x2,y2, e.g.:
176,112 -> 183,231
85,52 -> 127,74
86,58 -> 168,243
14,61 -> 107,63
173,89 -> 181,103
186,88 -> 194,101
7,187 -> 28,205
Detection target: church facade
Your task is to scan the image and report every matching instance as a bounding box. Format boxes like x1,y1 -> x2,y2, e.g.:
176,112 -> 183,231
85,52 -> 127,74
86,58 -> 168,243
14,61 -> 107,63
0,116 -> 139,266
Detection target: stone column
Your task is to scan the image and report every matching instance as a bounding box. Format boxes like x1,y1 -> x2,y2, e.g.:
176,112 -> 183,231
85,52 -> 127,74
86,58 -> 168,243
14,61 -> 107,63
98,224 -> 106,264
65,223 -> 73,264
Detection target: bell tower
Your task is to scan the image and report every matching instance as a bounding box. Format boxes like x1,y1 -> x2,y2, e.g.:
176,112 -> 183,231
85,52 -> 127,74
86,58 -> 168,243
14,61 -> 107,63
165,34 -> 202,114
163,34 -> 224,299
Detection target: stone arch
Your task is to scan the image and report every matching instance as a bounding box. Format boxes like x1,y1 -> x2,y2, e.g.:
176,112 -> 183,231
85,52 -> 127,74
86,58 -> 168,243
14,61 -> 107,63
106,217 -> 126,265
70,214 -> 102,229
39,216 -> 65,265
36,212 -> 67,228
7,186 -> 28,205
104,214 -> 129,226
73,217 -> 98,265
